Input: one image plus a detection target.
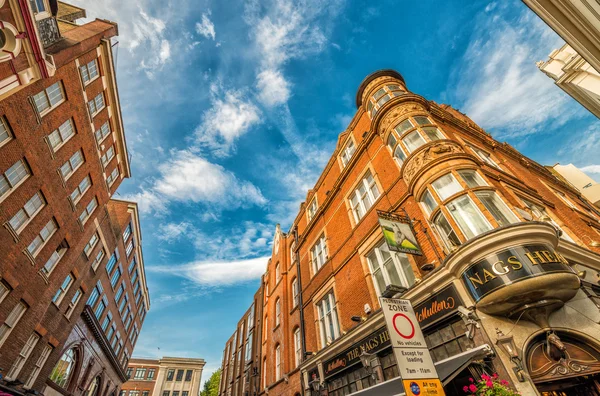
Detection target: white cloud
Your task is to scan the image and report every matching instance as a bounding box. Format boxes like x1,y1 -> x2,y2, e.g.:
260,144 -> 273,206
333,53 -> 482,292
159,40 -> 171,63
451,9 -> 584,137
150,256 -> 269,286
194,85 -> 262,156
157,222 -> 193,242
155,150 -> 267,206
196,13 -> 216,40
581,165 -> 600,174
246,0 -> 341,107
123,150 -> 266,214
256,69 -> 291,107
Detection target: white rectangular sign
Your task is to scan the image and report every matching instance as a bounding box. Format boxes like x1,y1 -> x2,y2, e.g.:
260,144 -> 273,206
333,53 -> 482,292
380,297 -> 440,380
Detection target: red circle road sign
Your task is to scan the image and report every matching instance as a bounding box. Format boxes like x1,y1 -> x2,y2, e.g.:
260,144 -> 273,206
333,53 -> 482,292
392,313 -> 415,339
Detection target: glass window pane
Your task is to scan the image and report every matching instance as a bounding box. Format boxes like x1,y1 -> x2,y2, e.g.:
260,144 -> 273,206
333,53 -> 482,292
394,146 -> 406,164
402,131 -> 426,153
394,119 -> 413,135
421,189 -> 438,215
476,191 -> 518,227
387,133 -> 397,149
433,212 -> 461,248
423,127 -> 443,141
414,116 -> 431,125
446,195 -> 492,239
432,174 -> 463,201
458,170 -> 486,188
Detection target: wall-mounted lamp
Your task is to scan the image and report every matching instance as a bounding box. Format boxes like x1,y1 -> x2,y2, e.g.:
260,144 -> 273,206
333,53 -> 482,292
351,316 -> 366,323
382,284 -> 408,298
495,328 -> 526,382
420,262 -> 435,272
309,373 -> 324,395
359,350 -> 380,382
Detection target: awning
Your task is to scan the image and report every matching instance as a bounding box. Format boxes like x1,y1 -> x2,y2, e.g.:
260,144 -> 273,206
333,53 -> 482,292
349,344 -> 494,396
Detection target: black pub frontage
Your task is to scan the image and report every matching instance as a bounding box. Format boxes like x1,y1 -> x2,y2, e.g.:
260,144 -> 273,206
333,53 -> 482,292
301,284 -> 498,396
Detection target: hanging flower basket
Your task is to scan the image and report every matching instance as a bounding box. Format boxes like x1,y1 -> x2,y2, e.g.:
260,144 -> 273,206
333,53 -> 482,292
463,373 -> 521,396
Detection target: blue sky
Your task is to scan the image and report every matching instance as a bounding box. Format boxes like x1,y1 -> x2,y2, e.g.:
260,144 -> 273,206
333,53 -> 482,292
73,0 -> 600,379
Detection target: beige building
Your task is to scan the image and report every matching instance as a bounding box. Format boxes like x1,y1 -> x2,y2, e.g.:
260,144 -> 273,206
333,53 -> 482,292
523,0 -> 600,73
553,163 -> 600,207
122,357 -> 206,396
538,44 -> 600,118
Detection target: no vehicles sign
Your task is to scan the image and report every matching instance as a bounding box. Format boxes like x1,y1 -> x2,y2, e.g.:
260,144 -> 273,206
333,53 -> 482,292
380,297 -> 445,396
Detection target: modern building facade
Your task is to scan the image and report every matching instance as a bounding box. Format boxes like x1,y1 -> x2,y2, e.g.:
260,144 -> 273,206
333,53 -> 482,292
0,2 -> 150,395
552,163 -> 600,208
523,0 -> 600,74
121,357 -> 205,396
538,44 -> 600,118
219,69 -> 600,396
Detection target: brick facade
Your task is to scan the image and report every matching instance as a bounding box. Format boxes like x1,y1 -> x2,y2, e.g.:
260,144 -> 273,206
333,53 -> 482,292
121,357 -> 205,396
219,69 -> 600,396
0,3 -> 149,396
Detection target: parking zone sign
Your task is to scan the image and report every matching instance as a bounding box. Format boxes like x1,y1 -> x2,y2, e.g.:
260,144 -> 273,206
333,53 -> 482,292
380,297 -> 445,396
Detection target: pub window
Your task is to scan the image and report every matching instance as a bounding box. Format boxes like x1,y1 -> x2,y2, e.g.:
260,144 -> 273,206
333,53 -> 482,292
424,318 -> 475,363
366,241 -> 416,296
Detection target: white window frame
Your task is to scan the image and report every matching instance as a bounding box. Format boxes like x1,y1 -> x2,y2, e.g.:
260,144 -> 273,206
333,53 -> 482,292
27,218 -> 58,258
366,241 -> 416,297
79,196 -> 98,225
445,194 -> 493,240
475,190 -> 519,227
469,145 -> 500,168
80,59 -> 99,85
0,116 -> 12,148
0,301 -> 28,347
9,191 -> 45,234
316,291 -> 340,348
101,145 -> 115,167
107,167 -> 119,187
292,278 -> 299,308
65,288 -> 83,319
42,241 -> 69,276
84,232 -> 100,257
70,175 -> 92,205
294,328 -> 301,368
52,273 -> 73,306
275,263 -> 280,283
0,281 -> 10,304
349,171 -> 381,223
95,121 -> 111,144
5,332 -> 40,380
0,159 -> 31,203
24,344 -> 52,389
275,298 -> 281,327
91,248 -> 105,271
60,149 -> 84,181
310,235 -> 328,274
88,92 -> 105,117
33,81 -> 65,116
307,198 -> 318,222
340,139 -> 356,168
47,119 -> 76,153
275,345 -> 281,380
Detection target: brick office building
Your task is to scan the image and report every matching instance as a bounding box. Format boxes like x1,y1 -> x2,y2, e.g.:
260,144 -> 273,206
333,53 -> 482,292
219,69 -> 600,396
121,357 -> 205,396
0,2 -> 150,396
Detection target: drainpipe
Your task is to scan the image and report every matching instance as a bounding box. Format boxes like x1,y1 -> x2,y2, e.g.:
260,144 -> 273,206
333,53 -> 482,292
17,0 -> 50,78
293,226 -> 307,391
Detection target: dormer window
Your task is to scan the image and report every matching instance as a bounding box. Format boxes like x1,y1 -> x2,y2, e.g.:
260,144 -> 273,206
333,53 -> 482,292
340,139 -> 356,168
307,198 -> 318,222
367,84 -> 406,118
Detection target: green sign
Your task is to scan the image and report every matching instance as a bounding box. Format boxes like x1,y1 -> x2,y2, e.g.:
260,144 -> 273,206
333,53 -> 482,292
378,211 -> 422,256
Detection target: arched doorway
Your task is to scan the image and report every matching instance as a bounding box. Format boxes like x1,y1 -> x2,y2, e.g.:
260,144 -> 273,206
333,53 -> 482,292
526,331 -> 600,395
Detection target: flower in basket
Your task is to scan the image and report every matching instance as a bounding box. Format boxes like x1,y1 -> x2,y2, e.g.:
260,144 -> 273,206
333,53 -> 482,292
462,373 -> 521,395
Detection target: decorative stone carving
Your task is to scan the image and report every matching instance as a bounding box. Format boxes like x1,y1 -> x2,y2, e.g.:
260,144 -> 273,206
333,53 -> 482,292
378,102 -> 427,136
402,140 -> 464,186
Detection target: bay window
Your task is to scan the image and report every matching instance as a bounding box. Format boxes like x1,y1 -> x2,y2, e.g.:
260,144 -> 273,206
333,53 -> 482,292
402,131 -> 426,153
420,189 -> 438,216
423,127 -> 444,141
414,116 -> 431,125
350,171 -> 380,222
393,145 -> 407,166
475,191 -> 519,227
366,241 -> 415,296
457,169 -> 486,188
433,212 -> 461,249
431,173 -> 462,201
446,195 -> 492,239
367,84 -> 405,117
317,291 -> 340,347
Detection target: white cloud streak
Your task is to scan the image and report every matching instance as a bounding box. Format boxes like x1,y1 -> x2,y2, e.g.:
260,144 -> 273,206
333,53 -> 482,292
150,256 -> 269,286
581,165 -> 600,174
451,7 -> 584,137
194,84 -> 262,157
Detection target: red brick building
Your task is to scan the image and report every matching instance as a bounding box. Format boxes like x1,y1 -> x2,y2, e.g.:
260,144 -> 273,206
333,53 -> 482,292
0,2 -> 150,396
219,70 -> 600,396
121,357 -> 205,396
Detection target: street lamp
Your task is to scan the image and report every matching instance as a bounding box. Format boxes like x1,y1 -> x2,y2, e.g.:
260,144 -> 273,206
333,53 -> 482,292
309,373 -> 324,395
359,350 -> 379,382
495,328 -> 525,382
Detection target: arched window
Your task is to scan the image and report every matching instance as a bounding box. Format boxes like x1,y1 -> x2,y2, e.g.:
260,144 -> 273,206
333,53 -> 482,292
49,347 -> 77,388
86,376 -> 101,396
386,116 -> 446,166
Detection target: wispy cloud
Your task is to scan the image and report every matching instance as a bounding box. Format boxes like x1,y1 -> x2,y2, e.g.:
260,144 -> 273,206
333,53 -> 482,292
123,150 -> 266,214
451,5 -> 584,137
150,256 -> 269,286
581,165 -> 600,174
256,69 -> 291,107
194,83 -> 262,157
196,12 -> 216,40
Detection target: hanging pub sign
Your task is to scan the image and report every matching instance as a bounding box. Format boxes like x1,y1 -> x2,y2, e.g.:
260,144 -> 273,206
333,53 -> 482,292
377,210 -> 422,256
461,244 -> 573,302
